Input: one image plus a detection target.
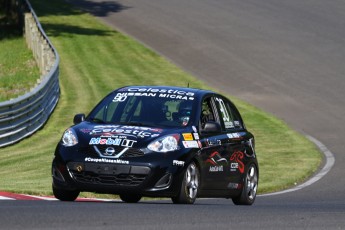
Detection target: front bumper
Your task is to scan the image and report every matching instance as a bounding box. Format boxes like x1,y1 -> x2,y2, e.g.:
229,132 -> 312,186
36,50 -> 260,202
52,155 -> 185,197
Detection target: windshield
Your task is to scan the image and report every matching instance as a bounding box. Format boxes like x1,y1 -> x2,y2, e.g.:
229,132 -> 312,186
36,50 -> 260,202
87,90 -> 195,127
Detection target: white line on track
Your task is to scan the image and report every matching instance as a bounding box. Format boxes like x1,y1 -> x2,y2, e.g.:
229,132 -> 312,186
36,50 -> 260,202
24,195 -> 58,201
260,135 -> 335,196
0,192 -> 120,201
0,196 -> 15,200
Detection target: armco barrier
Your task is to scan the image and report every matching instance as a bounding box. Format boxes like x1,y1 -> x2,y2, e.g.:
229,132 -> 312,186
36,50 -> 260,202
0,0 -> 60,147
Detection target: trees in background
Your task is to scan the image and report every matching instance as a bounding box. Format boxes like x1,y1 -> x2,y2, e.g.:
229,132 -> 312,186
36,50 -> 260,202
0,0 -> 22,26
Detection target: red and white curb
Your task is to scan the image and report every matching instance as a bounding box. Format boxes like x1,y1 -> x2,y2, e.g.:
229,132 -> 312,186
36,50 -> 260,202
0,191 -> 116,202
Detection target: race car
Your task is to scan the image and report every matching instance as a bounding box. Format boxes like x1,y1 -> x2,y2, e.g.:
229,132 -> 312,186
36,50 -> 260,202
52,86 -> 259,205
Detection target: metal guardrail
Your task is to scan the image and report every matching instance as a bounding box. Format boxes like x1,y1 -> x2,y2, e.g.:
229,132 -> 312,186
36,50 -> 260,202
0,0 -> 60,147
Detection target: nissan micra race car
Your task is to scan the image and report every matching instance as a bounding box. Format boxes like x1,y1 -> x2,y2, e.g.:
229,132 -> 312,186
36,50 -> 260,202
52,86 -> 258,205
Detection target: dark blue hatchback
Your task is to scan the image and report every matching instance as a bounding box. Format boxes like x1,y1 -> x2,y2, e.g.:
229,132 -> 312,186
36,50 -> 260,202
52,86 -> 258,205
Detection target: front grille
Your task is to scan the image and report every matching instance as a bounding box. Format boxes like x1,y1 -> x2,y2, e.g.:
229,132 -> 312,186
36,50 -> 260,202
71,171 -> 147,186
80,145 -> 145,158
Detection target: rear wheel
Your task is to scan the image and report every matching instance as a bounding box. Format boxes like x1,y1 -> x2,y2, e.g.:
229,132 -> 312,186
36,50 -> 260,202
119,194 -> 142,203
172,162 -> 199,204
232,163 -> 258,205
53,185 -> 80,201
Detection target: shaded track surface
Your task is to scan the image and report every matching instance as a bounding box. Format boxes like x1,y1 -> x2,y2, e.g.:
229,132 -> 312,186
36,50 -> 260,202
0,198 -> 344,229
2,0 -> 344,229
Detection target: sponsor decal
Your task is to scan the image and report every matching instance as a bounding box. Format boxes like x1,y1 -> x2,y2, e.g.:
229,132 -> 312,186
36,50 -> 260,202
209,165 -> 223,172
225,121 -> 234,129
173,160 -> 185,167
113,88 -> 195,101
205,151 -> 228,165
182,133 -> 193,141
230,151 -> 245,173
197,140 -> 202,148
121,139 -> 137,147
206,138 -> 221,146
89,137 -> 120,145
231,162 -> 239,169
113,93 -> 130,102
234,121 -> 241,127
193,133 -> 199,140
82,125 -> 162,138
182,141 -> 200,148
89,137 -> 136,147
84,157 -> 129,165
227,133 -> 241,139
113,92 -> 157,102
158,94 -> 194,101
192,126 -> 198,133
127,87 -> 195,96
227,182 -> 240,189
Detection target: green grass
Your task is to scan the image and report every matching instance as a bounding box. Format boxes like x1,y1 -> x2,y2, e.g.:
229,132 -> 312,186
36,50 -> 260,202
232,98 -> 321,193
0,26 -> 40,101
0,0 -> 321,197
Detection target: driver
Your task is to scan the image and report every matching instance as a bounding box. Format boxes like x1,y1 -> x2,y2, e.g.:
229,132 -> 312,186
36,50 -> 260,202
175,101 -> 193,126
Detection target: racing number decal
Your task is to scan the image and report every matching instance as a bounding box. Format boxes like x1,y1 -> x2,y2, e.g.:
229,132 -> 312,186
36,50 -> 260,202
216,98 -> 231,123
215,98 -> 235,129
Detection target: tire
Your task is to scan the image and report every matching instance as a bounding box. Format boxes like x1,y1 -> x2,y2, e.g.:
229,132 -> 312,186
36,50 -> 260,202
172,162 -> 199,204
119,194 -> 142,203
53,185 -> 80,201
232,163 -> 258,205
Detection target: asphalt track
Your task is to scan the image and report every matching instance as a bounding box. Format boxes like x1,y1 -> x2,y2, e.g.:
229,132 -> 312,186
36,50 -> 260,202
1,0 -> 345,229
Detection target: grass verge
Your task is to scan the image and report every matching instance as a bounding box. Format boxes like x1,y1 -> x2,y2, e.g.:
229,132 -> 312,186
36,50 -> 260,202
0,0 -> 321,197
0,25 -> 40,101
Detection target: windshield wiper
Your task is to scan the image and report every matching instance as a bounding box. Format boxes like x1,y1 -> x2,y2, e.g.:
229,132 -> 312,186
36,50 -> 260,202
89,117 -> 107,124
119,122 -> 145,126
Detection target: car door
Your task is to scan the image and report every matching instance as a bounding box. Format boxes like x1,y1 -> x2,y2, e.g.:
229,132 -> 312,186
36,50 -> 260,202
199,96 -> 230,190
214,96 -> 254,189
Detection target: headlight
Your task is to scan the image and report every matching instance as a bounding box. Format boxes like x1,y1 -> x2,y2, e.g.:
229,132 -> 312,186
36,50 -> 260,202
147,134 -> 180,152
61,128 -> 78,146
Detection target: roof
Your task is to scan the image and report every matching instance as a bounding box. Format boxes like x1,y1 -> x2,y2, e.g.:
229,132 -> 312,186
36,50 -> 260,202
117,85 -> 214,96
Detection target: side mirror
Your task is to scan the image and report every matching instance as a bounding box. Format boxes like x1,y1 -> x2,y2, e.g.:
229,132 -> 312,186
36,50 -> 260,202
73,114 -> 85,124
201,121 -> 221,133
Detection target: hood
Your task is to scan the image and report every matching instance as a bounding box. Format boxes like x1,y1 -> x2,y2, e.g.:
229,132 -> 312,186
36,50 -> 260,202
73,122 -> 185,148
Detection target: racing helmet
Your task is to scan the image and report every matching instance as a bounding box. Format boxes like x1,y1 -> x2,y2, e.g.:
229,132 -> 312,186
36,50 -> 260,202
176,101 -> 193,125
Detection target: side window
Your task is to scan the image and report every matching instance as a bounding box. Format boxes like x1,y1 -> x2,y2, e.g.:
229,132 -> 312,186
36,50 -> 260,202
200,97 -> 216,129
215,97 -> 243,130
227,103 -> 243,129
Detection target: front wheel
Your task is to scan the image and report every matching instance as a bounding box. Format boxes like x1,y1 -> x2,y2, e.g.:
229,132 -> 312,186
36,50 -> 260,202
53,185 -> 80,201
172,162 -> 199,204
232,163 -> 258,205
